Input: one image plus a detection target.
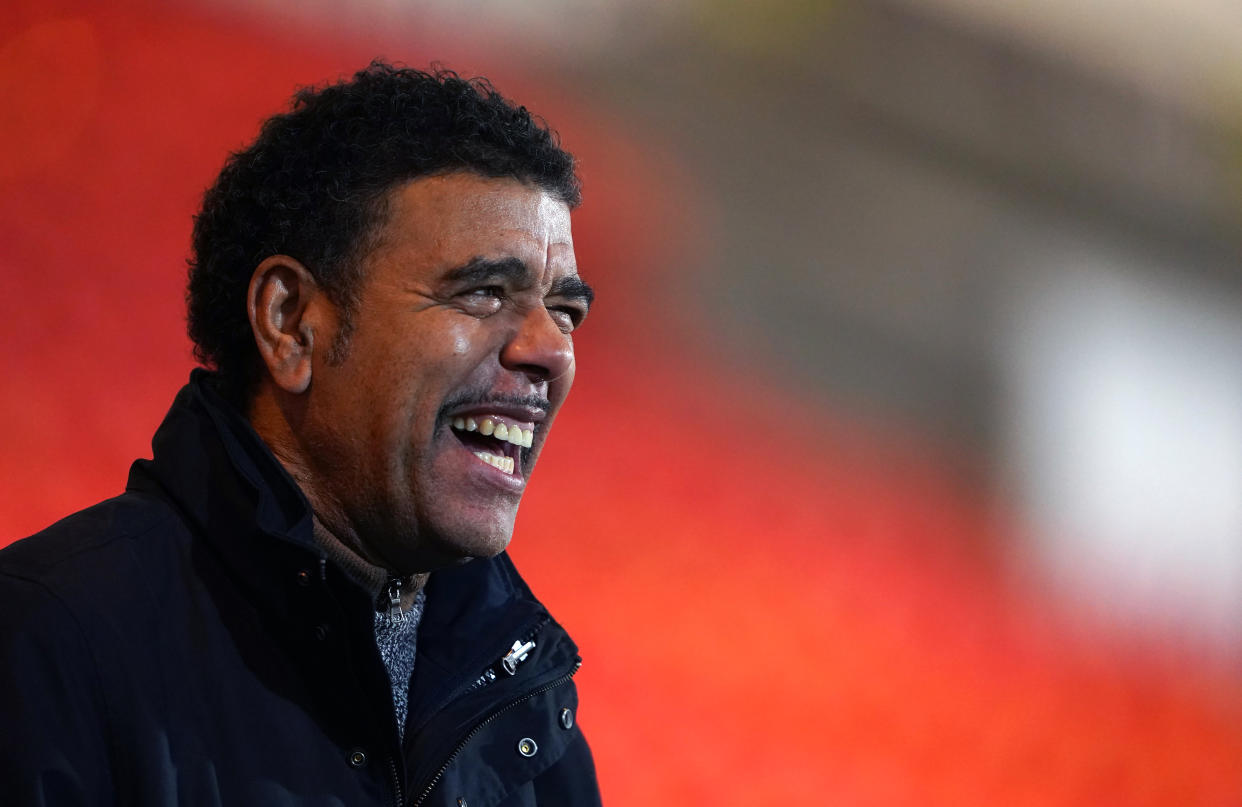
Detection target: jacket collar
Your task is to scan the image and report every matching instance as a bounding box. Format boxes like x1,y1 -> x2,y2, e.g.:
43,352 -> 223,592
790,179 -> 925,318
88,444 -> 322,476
125,370 -> 319,624
140,370 -> 312,542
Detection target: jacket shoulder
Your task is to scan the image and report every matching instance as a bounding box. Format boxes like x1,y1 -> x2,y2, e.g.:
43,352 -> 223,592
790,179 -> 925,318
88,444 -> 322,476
0,490 -> 184,593
0,504 -> 143,803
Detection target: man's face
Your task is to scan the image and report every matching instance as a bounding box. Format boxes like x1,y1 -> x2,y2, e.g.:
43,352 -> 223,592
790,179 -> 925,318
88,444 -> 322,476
298,172 -> 590,572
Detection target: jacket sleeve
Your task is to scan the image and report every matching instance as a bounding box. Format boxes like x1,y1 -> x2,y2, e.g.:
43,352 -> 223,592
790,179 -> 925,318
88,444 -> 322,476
532,729 -> 602,807
0,573 -> 115,806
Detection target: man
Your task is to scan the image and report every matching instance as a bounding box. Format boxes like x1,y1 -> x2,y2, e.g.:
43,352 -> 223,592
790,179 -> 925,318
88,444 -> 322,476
0,62 -> 601,806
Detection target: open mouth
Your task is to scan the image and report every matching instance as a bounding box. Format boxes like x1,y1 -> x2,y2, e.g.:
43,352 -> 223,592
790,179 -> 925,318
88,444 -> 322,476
449,415 -> 534,477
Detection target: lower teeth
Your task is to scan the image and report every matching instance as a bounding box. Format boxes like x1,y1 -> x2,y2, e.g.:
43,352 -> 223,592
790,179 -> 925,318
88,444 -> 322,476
473,451 -> 513,474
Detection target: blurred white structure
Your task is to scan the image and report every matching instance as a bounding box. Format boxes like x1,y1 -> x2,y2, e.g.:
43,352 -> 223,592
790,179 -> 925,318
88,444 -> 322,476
1003,248 -> 1242,644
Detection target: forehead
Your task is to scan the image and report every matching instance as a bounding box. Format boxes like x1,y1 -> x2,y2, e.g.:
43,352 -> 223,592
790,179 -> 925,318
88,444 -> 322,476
368,172 -> 575,280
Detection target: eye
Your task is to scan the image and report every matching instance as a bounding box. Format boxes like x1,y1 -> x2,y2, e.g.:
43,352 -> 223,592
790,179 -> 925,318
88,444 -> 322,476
547,304 -> 586,333
459,285 -> 505,316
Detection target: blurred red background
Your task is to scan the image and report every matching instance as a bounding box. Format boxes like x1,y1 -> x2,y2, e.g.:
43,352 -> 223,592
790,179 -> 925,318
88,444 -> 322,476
2,0 -> 1241,803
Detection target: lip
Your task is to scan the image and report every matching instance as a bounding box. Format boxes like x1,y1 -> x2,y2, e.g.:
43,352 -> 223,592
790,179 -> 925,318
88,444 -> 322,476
444,402 -> 547,425
466,448 -> 528,491
438,397 -> 550,493
440,421 -> 532,494
433,429 -> 527,491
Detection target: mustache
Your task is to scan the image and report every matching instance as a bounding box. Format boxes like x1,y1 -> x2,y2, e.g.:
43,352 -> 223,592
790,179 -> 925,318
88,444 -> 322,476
437,390 -> 552,420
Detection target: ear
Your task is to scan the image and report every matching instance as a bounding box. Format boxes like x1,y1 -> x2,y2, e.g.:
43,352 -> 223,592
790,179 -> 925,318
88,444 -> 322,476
247,255 -> 328,395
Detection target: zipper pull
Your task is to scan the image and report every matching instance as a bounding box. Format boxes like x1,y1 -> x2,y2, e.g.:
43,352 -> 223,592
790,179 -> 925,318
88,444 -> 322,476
387,578 -> 403,620
501,639 -> 536,675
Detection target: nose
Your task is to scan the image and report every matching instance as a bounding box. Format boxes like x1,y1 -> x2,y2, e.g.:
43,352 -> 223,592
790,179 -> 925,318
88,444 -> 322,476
500,306 -> 575,386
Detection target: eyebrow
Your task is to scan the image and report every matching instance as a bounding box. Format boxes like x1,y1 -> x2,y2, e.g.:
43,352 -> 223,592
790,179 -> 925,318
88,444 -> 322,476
445,256 -> 595,309
443,256 -> 529,286
550,275 -> 595,309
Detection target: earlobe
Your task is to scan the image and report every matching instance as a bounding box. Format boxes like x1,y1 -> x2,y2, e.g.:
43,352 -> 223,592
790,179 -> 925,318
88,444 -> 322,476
247,255 -> 320,394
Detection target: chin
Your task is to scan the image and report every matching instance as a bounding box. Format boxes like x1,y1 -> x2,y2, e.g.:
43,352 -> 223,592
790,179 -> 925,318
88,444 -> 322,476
455,529 -> 515,560
418,518 -> 515,567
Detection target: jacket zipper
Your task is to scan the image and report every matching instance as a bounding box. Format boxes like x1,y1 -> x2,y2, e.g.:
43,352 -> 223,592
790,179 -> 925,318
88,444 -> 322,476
500,638 -> 537,675
410,660 -> 581,807
469,617 -> 550,691
388,754 -> 403,807
385,576 -> 405,806
387,577 -> 404,620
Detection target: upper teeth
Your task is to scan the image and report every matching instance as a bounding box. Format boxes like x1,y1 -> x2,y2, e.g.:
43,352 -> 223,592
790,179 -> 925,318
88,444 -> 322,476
451,416 -> 534,448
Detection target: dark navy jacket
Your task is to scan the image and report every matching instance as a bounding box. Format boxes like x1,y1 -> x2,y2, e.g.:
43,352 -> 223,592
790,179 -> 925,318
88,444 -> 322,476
0,372 -> 600,806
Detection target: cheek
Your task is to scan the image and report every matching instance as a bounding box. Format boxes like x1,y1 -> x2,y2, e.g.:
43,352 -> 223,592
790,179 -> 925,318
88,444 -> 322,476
391,321 -> 475,379
390,319 -> 497,415
553,351 -> 576,395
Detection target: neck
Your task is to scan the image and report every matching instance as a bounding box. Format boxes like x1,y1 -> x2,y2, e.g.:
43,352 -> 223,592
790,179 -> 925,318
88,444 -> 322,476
312,516 -> 428,612
248,383 -> 427,611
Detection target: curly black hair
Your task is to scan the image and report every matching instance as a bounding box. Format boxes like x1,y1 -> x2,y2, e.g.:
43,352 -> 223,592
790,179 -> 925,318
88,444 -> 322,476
186,61 -> 581,403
